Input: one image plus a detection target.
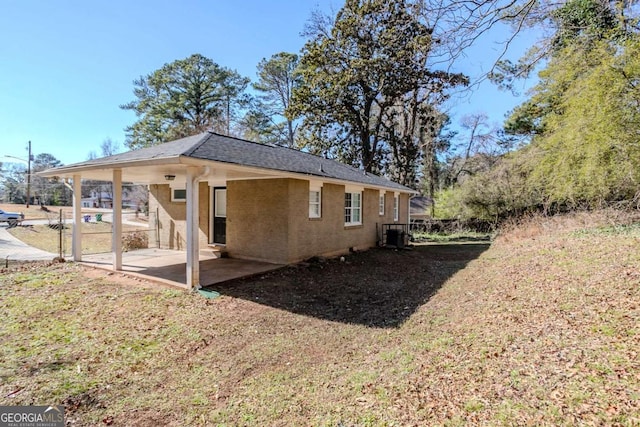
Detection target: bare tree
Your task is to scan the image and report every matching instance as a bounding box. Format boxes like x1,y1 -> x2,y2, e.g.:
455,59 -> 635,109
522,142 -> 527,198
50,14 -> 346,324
100,138 -> 120,157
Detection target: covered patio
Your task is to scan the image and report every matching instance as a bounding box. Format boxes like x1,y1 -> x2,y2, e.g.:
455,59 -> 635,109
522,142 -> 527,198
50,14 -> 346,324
80,248 -> 284,289
38,133 -> 285,290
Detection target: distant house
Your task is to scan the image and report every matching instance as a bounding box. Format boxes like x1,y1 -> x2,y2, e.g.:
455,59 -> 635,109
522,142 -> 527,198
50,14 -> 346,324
40,132 -> 417,288
81,189 -> 139,210
410,196 -> 432,226
81,190 -> 113,208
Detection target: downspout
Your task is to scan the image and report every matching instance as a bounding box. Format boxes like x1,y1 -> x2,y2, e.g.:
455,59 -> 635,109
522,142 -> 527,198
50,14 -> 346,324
196,166 -> 210,182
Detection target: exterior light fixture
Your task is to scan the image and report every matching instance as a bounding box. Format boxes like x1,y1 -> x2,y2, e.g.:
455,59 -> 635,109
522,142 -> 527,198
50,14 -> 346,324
164,174 -> 176,181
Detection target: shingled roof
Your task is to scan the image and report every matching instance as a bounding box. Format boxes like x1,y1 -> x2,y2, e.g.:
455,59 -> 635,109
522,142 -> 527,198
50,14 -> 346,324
42,131 -> 414,192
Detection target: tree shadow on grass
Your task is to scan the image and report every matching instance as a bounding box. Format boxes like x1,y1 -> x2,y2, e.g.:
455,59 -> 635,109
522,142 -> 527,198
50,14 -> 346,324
210,243 -> 490,328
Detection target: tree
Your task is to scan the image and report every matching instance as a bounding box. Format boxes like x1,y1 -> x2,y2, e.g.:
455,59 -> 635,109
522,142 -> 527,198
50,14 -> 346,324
31,153 -> 68,205
291,0 -> 467,179
121,54 -> 250,149
524,39 -> 640,207
84,138 -> 124,205
100,138 -> 120,157
247,52 -> 301,147
0,163 -> 27,204
485,0 -> 637,92
441,0 -> 640,219
440,113 -> 513,187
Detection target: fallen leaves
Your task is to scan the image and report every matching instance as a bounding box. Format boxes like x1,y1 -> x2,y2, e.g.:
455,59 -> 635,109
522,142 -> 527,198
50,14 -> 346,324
1,212 -> 639,425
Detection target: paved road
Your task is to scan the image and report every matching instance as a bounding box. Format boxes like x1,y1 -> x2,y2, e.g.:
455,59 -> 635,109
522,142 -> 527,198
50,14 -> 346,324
0,225 -> 58,261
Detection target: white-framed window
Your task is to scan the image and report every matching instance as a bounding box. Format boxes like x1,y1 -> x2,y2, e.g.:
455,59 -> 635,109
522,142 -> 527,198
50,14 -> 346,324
309,182 -> 323,219
309,190 -> 321,218
393,193 -> 399,221
171,188 -> 186,202
379,191 -> 385,216
344,191 -> 362,225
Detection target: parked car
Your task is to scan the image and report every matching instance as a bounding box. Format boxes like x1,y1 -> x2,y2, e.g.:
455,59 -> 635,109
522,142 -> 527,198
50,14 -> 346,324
0,209 -> 25,227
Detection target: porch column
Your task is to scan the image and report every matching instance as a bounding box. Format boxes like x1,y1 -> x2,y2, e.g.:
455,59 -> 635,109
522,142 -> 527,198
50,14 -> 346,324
186,166 -> 200,289
112,169 -> 122,271
72,174 -> 82,261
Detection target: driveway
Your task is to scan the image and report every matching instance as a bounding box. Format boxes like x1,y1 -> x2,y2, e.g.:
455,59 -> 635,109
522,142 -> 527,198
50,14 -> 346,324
0,225 -> 58,261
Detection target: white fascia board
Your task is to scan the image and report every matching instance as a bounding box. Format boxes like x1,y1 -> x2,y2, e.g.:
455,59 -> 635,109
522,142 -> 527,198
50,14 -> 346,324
38,156 -> 183,178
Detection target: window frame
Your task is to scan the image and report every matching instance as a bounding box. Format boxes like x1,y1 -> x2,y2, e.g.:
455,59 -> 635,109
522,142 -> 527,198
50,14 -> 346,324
344,190 -> 362,226
379,191 -> 385,216
309,189 -> 322,219
393,193 -> 399,221
171,187 -> 187,203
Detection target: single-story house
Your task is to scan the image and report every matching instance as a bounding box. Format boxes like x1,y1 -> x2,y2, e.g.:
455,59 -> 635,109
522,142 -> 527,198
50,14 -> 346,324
40,131 -> 417,289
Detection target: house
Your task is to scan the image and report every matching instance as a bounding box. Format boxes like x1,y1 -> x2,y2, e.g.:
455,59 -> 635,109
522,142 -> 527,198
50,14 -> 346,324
410,196 -> 433,230
81,190 -> 113,208
81,189 -> 141,210
40,132 -> 416,288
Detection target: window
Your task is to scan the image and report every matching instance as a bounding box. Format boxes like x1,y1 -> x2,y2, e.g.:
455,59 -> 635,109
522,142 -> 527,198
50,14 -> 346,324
309,189 -> 321,218
379,192 -> 385,216
309,182 -> 322,219
172,188 -> 186,202
215,189 -> 227,217
344,191 -> 362,225
393,194 -> 399,221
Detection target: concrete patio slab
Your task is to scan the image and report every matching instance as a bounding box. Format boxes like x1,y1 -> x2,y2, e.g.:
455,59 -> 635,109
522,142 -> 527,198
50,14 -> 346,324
80,248 -> 284,289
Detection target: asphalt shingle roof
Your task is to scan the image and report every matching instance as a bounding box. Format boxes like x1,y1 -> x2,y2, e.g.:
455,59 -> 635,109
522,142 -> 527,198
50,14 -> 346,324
44,132 -> 414,192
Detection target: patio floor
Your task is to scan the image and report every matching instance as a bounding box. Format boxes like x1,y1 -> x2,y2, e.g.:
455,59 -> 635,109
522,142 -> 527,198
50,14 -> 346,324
80,248 -> 284,289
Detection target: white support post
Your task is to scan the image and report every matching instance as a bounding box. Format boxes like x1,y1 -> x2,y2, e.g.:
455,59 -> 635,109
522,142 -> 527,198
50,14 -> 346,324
186,166 -> 200,289
112,169 -> 123,271
72,174 -> 82,261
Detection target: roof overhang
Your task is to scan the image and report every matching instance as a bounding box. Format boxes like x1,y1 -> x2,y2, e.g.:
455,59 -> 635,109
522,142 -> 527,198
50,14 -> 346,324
39,155 -> 418,194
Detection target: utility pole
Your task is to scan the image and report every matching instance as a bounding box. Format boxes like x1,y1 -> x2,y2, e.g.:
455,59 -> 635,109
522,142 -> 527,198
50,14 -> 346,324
26,140 -> 32,208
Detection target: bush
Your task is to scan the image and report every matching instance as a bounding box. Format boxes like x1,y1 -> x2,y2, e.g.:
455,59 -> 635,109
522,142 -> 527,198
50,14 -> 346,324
122,231 -> 149,252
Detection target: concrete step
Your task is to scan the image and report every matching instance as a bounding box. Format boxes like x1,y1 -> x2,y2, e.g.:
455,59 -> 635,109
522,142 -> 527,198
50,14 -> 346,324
208,245 -> 228,259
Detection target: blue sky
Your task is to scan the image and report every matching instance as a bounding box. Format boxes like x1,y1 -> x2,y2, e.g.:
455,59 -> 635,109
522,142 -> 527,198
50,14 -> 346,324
1,0 -> 535,166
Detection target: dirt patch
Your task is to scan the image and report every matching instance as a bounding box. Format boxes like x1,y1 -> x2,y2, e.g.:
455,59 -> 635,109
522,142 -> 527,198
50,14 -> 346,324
213,244 -> 489,328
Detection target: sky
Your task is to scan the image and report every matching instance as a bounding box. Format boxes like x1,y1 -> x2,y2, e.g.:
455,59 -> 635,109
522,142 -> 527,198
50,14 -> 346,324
0,0 -> 536,167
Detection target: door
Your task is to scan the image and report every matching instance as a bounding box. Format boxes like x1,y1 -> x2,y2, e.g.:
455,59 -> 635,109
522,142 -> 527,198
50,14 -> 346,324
213,187 -> 227,245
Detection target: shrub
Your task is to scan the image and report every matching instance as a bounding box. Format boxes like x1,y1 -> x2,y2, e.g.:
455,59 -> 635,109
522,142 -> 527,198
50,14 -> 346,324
122,231 -> 149,252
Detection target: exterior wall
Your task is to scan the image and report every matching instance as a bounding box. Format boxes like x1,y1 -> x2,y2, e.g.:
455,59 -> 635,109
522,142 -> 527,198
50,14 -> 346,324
227,178 -> 411,264
226,179 -> 291,263
148,182 -> 209,250
150,177 -> 411,264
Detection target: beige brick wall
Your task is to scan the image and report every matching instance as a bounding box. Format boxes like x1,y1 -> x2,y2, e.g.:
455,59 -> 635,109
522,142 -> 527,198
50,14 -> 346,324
226,179 -> 290,263
150,177 -> 411,264
227,178 -> 411,264
148,182 -> 209,250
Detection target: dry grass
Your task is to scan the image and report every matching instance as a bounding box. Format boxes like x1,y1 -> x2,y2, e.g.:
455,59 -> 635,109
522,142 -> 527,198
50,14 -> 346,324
1,211 -> 639,426
0,203 -> 75,221
497,208 -> 640,243
7,223 -> 151,255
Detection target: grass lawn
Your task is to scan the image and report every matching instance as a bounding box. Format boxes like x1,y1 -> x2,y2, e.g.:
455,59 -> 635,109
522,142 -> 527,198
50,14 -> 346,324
7,222 -> 150,255
0,212 -> 639,426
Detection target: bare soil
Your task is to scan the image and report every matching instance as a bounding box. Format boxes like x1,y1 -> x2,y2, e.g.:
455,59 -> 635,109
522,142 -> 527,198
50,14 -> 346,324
213,243 -> 488,328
